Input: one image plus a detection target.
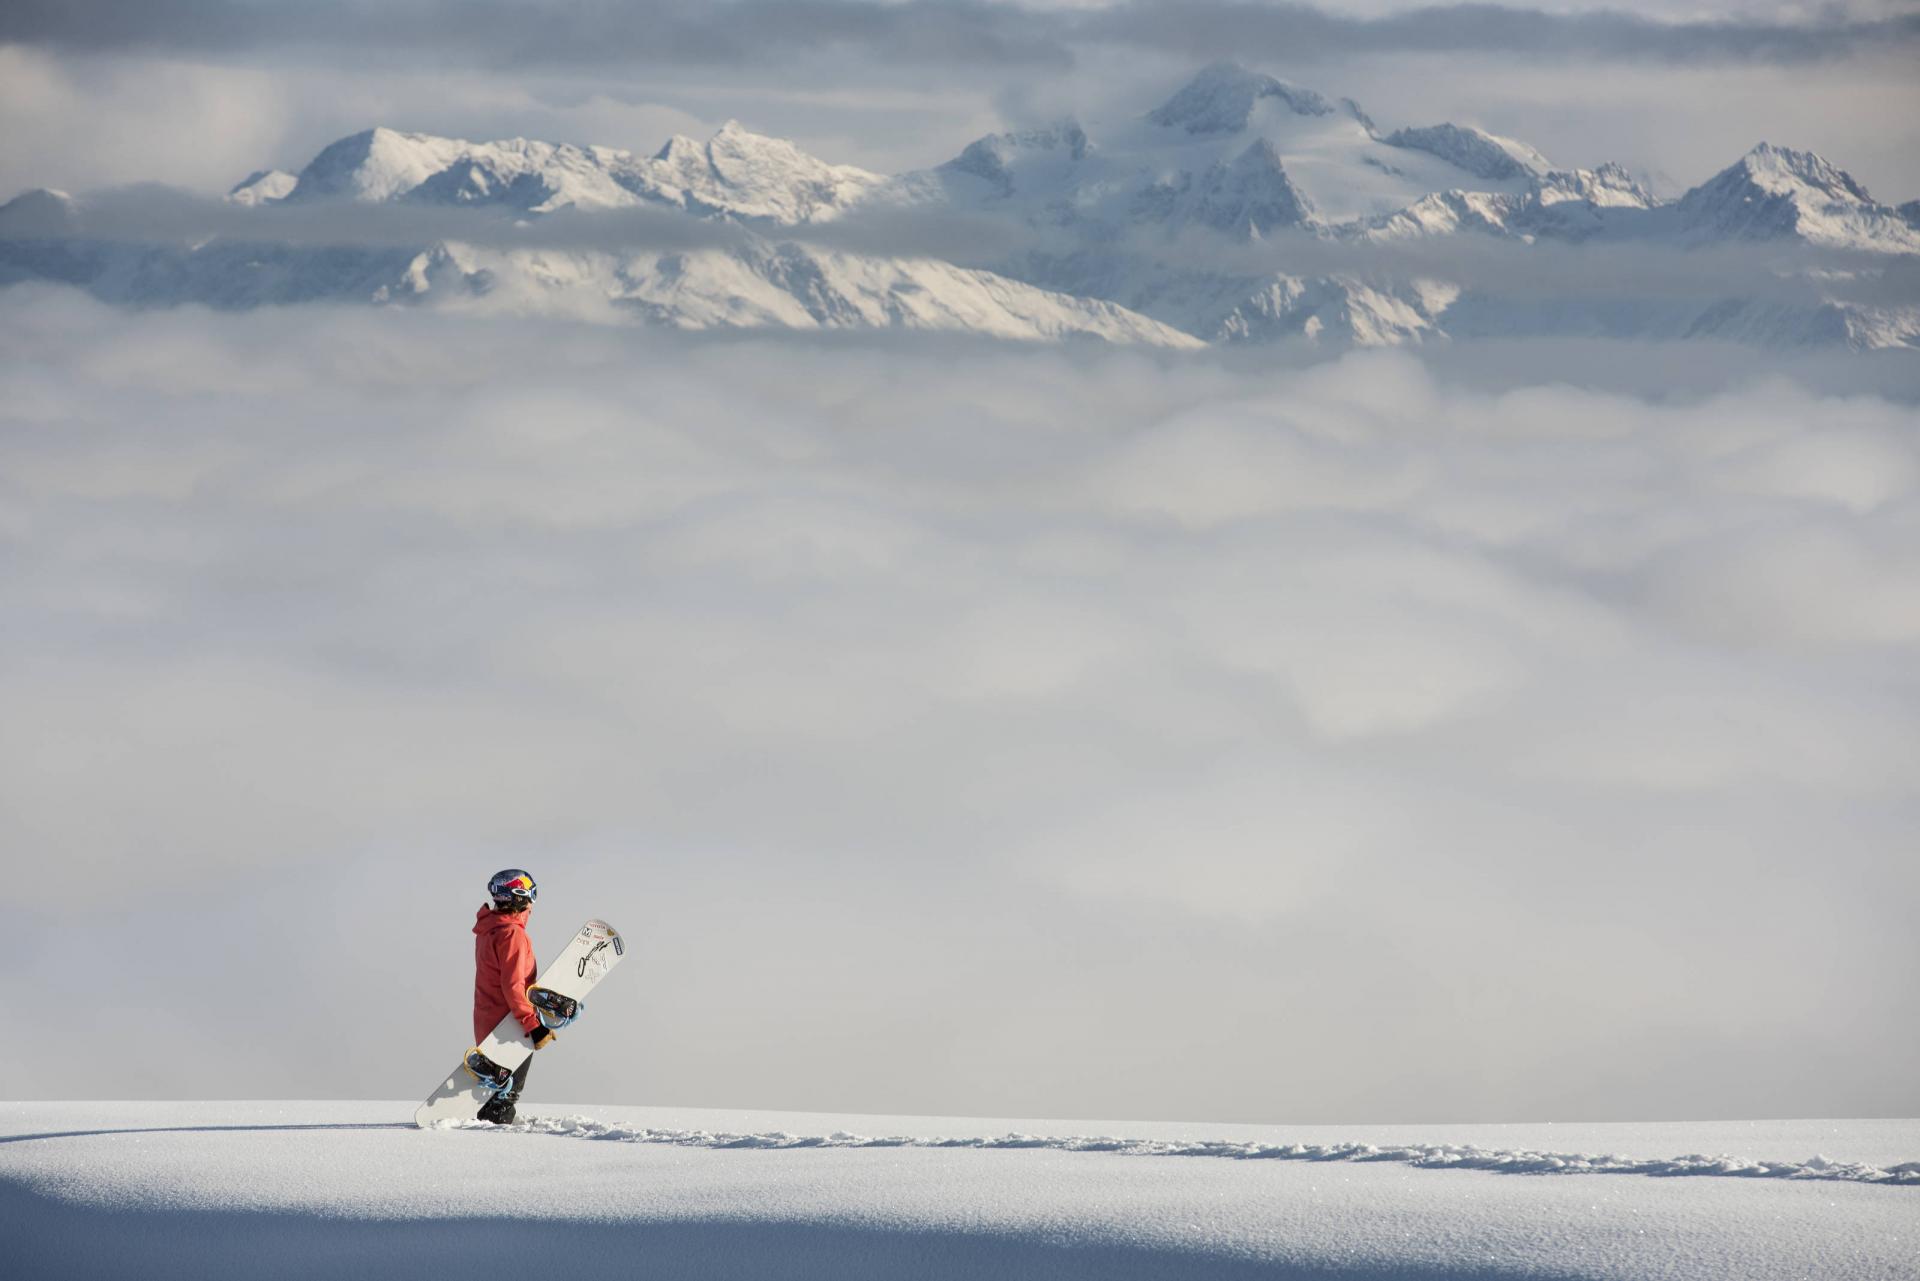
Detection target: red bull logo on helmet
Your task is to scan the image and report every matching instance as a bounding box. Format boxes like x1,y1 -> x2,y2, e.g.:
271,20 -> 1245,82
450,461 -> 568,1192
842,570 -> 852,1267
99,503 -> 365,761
490,869 -> 537,902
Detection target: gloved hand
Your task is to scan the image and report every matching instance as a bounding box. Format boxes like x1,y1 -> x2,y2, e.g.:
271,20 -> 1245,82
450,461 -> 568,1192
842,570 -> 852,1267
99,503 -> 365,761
530,1024 -> 558,1050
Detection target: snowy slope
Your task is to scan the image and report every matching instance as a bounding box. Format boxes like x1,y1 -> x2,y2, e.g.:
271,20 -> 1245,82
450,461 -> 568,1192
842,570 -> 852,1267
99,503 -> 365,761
0,195 -> 1196,348
225,168 -> 298,207
3,1102 -> 1915,1280
1380,123 -> 1551,183
647,121 -> 885,223
440,240 -> 1204,344
1358,163 -> 1658,242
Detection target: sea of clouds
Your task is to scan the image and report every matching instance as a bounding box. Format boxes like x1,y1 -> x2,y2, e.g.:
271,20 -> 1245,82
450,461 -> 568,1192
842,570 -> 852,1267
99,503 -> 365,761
2,289 -> 1915,1122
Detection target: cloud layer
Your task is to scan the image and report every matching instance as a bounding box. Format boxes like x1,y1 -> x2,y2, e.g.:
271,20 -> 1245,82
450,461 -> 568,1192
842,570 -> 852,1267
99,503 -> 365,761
8,0 -> 1918,68
3,290 -> 1916,1120
6,6 -> 1919,204
23,186 -> 1914,314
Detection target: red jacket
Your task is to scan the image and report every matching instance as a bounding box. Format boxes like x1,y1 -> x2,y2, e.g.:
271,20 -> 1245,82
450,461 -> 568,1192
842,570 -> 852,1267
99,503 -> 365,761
473,906 -> 540,1042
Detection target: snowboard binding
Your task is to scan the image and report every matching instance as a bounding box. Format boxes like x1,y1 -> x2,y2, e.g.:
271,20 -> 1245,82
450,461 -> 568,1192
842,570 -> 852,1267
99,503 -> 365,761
463,1048 -> 514,1093
527,985 -> 583,1031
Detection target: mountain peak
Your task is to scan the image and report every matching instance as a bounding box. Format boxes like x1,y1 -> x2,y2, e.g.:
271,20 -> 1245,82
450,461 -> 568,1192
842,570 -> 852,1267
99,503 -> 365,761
710,119 -> 786,152
1735,142 -> 1873,203
290,127 -> 472,202
0,187 -> 79,236
1532,162 -> 1655,210
227,169 -> 298,207
647,122 -> 884,224
944,121 -> 1090,196
1676,142 -> 1917,251
707,120 -> 833,166
653,134 -> 703,165
1147,62 -> 1335,135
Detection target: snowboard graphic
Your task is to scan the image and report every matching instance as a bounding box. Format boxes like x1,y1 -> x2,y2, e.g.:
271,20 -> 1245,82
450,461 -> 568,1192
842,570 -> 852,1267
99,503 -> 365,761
414,918 -> 624,1127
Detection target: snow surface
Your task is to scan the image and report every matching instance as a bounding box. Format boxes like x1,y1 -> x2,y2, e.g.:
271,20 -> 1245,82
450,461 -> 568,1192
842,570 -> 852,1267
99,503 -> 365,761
1380,124 -> 1550,183
3,1102 -> 1914,1279
283,121 -> 884,222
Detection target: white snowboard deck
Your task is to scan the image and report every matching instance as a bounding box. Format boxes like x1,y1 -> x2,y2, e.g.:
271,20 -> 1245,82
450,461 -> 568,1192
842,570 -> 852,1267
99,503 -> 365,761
414,918 -> 623,1127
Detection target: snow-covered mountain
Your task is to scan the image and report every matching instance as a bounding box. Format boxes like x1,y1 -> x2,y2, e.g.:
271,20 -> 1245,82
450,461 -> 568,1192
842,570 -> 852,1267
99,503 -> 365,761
0,125 -> 1197,346
883,63 -> 1542,237
3,64 -> 1915,350
1673,142 -> 1920,253
284,122 -> 887,222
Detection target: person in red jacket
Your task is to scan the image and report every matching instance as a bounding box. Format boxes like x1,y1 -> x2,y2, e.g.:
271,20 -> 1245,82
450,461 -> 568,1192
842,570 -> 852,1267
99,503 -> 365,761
472,868 -> 555,1124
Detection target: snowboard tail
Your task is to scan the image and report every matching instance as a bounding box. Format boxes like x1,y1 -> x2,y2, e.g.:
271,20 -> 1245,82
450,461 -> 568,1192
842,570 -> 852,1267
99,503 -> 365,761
414,918 -> 624,1128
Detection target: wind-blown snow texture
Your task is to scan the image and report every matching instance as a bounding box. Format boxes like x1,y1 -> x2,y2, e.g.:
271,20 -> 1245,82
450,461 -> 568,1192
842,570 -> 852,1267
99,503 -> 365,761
3,1104 -> 1914,1280
501,1114 -> 1920,1185
3,62 -> 1915,350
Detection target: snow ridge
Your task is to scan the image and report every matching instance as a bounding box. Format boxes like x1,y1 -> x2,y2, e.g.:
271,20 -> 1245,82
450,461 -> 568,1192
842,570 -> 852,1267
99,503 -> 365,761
1380,123 -> 1548,181
489,1116 -> 1920,1186
6,63 -> 1919,351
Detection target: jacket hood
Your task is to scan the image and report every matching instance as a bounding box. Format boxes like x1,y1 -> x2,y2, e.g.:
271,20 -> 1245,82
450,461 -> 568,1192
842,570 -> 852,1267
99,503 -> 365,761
474,904 -> 529,937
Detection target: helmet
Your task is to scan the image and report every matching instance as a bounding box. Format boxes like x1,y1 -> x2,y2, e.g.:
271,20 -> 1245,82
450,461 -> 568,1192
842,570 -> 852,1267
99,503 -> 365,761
487,868 -> 538,908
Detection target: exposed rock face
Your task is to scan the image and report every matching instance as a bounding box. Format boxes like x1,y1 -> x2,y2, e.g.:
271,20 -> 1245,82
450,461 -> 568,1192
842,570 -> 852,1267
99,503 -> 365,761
1187,141 -> 1315,238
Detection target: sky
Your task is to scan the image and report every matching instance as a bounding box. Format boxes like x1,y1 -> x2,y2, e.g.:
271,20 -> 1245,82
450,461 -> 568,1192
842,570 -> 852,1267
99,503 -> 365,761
3,2 -> 1919,1123
3,1 -> 1919,198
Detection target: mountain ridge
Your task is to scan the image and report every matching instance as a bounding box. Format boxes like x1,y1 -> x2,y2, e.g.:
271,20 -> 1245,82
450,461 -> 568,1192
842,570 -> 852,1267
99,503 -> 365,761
3,64 -> 1915,350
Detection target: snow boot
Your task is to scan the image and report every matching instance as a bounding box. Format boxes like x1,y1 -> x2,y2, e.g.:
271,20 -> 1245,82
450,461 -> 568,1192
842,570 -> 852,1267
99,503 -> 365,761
476,1058 -> 531,1125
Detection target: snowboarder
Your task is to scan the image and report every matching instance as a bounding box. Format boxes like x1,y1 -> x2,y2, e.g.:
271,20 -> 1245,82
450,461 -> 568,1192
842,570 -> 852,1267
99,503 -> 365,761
471,868 -> 555,1124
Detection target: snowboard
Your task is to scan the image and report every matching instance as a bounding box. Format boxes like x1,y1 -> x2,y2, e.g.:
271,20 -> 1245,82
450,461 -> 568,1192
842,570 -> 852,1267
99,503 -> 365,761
414,917 -> 624,1127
